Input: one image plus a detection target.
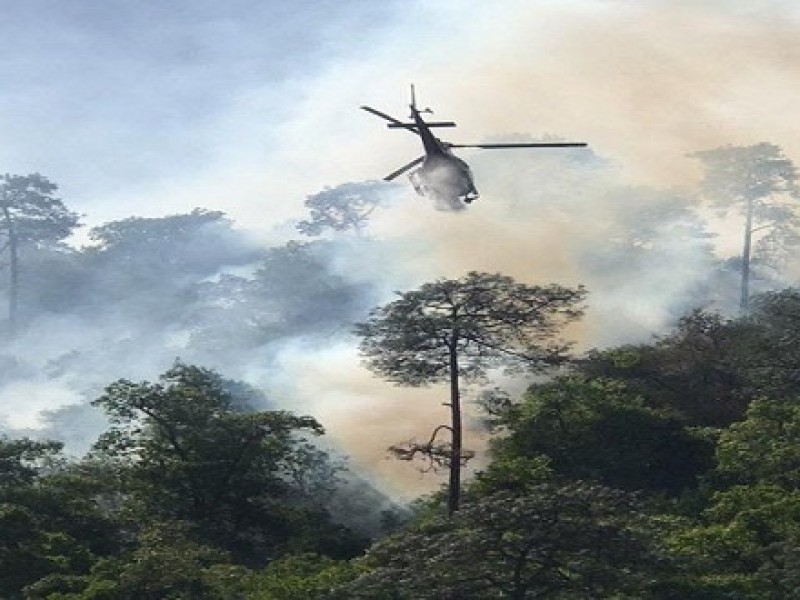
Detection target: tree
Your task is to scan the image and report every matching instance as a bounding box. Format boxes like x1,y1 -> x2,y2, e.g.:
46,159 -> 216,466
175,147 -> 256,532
0,173 -> 80,331
579,310 -> 755,427
246,553 -> 364,600
714,397 -> 800,489
245,241 -> 375,338
486,376 -> 715,496
667,395 -> 800,597
0,436 -> 62,487
356,272 -> 585,515
341,483 -> 673,599
189,240 -> 377,357
91,362 -> 365,565
671,483 -> 800,598
578,294 -> 800,427
0,437 -> 65,597
691,143 -> 799,312
77,208 -> 261,324
87,208 -> 228,252
28,522 -> 252,600
0,438 -> 119,599
738,289 -> 800,400
296,181 -> 392,237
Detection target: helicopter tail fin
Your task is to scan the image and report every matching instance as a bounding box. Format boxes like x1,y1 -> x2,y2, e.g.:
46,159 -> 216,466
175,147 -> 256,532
410,84 -> 416,110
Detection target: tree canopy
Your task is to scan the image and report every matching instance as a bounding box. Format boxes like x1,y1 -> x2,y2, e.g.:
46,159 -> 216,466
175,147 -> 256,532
692,143 -> 800,311
0,174 -> 80,246
357,271 -> 585,516
90,362 -> 364,565
296,181 -> 391,236
0,173 -> 80,330
5,142 -> 800,598
342,483 -> 672,599
357,272 -> 586,385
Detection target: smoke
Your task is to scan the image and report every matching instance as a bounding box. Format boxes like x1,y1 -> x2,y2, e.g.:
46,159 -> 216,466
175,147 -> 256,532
251,0 -> 800,222
413,161 -> 470,212
291,167 -> 715,498
229,150 -> 724,498
0,379 -> 82,429
1,0 -> 799,500
403,1 -> 800,188
0,142 -> 770,499
0,154 -> 780,499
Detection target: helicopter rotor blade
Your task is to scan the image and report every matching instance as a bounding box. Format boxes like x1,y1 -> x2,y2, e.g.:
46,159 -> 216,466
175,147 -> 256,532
448,142 -> 587,149
384,156 -> 425,181
361,106 -> 420,136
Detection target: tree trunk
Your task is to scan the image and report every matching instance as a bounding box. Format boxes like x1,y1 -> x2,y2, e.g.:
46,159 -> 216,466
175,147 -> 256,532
0,206 -> 17,333
447,337 -> 462,517
740,197 -> 754,314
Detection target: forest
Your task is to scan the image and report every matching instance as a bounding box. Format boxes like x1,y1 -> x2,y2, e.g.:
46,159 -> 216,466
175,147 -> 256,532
2,141 -> 800,599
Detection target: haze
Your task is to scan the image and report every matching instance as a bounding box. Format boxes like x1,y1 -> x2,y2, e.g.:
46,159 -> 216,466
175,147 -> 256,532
0,0 -> 798,497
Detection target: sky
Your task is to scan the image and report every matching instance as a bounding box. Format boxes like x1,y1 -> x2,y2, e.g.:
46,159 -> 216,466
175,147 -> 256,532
1,0 -> 798,231
2,0 -> 800,498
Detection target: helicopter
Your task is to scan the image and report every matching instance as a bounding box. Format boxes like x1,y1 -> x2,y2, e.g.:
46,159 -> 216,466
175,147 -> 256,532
361,86 -> 587,208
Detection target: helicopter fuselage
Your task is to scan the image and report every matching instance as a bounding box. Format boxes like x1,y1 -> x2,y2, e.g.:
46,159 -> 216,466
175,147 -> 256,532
409,108 -> 479,205
412,152 -> 478,205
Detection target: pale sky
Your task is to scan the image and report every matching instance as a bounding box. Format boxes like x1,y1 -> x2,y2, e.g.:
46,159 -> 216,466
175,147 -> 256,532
0,0 -> 400,226
2,0 -> 798,232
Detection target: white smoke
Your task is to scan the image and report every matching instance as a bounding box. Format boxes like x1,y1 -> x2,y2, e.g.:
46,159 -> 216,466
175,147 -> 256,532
1,0 -> 798,498
0,379 -> 82,429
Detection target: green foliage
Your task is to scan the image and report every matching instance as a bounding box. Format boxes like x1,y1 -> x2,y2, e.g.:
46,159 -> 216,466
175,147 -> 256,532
580,294 -> 800,427
0,503 -> 62,598
667,392 -> 800,596
90,361 -> 363,565
28,521 -> 252,600
357,271 -> 586,515
0,437 -> 63,486
342,483 -> 673,599
0,439 -> 119,599
488,376 -> 715,495
465,301 -> 800,594
469,455 -> 553,497
247,553 -> 364,600
715,398 -> 800,487
0,365 -> 375,598
742,289 -> 800,398
670,485 -> 800,598
580,310 -> 754,426
9,172 -> 800,598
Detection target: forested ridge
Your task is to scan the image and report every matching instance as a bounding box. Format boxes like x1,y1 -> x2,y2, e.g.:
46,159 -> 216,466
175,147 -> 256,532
2,143 -> 800,598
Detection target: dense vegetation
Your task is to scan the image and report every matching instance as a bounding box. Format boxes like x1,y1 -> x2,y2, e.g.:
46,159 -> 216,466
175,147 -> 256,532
2,143 -> 800,598
5,297 -> 800,598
